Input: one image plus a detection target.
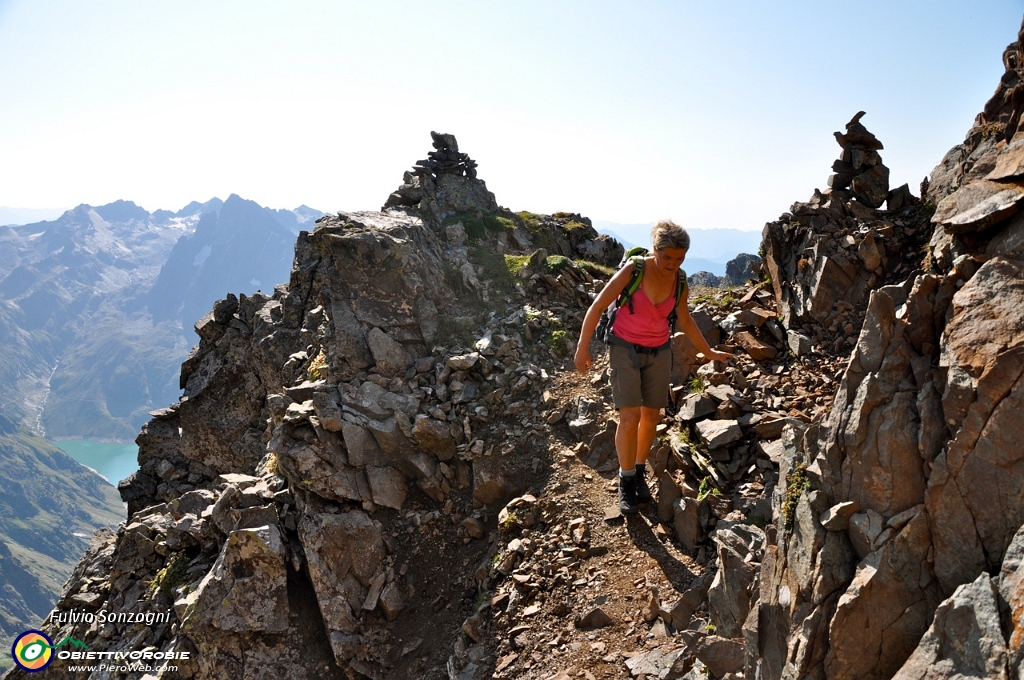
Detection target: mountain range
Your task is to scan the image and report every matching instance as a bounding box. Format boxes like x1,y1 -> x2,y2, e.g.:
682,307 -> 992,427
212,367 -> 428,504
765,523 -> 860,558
0,196 -> 323,441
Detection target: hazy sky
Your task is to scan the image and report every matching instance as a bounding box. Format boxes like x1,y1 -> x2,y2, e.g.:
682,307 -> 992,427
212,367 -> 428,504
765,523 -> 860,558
1,2 -> 1021,229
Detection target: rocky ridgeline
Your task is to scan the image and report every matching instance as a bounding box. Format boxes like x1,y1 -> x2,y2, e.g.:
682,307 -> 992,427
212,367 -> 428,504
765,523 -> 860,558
475,277 -> 856,679
687,253 -> 764,290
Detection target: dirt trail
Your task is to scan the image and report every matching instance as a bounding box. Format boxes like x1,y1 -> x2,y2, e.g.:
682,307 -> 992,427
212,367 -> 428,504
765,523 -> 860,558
472,345 -> 708,680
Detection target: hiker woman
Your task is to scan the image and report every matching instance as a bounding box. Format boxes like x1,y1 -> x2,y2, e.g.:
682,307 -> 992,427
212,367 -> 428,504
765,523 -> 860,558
574,220 -> 732,514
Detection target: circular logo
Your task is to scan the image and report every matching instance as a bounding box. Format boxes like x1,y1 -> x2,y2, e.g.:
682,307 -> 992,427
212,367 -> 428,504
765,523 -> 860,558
11,630 -> 53,672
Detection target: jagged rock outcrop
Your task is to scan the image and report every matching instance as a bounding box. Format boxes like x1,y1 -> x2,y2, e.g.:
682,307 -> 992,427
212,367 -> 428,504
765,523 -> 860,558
755,17 -> 1024,680
689,270 -> 724,287
725,253 -> 762,287
762,112 -> 925,338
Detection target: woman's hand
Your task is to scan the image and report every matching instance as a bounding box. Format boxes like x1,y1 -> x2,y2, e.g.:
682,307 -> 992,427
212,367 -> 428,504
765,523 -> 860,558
574,346 -> 592,374
706,349 -> 734,364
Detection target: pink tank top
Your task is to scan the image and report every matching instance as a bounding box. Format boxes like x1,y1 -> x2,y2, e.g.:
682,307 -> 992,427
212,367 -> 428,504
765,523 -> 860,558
612,285 -> 675,347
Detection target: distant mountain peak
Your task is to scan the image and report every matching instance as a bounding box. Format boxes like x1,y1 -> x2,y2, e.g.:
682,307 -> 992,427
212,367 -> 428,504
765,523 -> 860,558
175,197 -> 224,218
94,199 -> 150,223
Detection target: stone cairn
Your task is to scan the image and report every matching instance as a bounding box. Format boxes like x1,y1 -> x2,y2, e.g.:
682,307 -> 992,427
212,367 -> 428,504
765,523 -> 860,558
416,130 -> 479,179
828,111 -> 890,208
383,131 -> 483,210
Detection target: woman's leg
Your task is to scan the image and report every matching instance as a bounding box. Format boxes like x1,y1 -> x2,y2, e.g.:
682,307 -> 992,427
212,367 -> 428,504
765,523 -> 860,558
615,406 -> 643,514
616,406 -> 642,470
635,406 -> 663,465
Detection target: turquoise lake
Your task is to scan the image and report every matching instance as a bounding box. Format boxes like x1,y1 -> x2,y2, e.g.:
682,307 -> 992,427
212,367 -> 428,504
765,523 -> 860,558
56,439 -> 139,487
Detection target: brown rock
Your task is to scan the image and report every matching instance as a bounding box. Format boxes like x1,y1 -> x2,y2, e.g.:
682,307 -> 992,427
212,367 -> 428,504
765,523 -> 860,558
365,465 -> 407,510
732,331 -> 778,360
576,607 -> 614,629
892,573 -> 1009,680
693,636 -> 745,678
412,414 -> 457,460
928,347 -> 1024,593
985,135 -> 1024,181
824,512 -> 943,680
695,419 -> 743,449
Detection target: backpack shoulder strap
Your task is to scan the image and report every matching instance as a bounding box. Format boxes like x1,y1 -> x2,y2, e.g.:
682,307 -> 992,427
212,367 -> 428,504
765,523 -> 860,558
667,269 -> 688,330
676,268 -> 687,302
619,255 -> 645,312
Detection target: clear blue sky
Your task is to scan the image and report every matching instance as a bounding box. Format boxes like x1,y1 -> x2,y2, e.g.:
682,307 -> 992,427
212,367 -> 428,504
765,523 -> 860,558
1,1 -> 1021,229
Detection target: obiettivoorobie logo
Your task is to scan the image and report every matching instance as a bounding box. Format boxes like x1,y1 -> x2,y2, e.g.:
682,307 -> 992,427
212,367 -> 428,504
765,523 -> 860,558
10,630 -> 87,672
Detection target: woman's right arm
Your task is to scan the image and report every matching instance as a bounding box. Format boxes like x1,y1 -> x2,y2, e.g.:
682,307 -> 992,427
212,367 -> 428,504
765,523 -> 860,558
574,262 -> 635,374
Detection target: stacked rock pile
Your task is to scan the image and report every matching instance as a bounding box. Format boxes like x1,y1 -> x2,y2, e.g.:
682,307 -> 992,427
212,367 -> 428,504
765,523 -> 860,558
383,131 -> 497,215
761,113 -> 931,352
828,111 -> 890,209
414,131 -> 479,179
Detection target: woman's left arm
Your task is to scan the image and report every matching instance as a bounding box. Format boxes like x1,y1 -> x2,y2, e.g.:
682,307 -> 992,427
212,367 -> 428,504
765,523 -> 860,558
674,285 -> 733,364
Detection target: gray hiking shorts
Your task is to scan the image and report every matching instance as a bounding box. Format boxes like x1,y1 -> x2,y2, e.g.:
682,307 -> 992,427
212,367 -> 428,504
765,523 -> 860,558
608,342 -> 672,409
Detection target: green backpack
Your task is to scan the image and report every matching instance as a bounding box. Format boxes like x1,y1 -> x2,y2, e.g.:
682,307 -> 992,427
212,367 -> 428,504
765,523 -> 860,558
595,247 -> 687,343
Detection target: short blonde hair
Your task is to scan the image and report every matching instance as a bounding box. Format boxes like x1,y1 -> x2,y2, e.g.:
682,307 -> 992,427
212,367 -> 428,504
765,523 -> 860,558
650,220 -> 690,251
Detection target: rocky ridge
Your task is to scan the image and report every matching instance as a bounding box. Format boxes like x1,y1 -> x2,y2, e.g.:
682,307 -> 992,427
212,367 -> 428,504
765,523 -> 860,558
757,19 -> 1024,680
10,19 -> 1024,678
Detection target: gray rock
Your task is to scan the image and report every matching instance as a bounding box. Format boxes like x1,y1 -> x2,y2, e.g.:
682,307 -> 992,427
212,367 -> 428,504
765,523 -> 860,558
821,501 -> 861,531
708,526 -> 762,638
677,393 -> 717,421
673,497 -> 701,552
312,390 -> 345,432
341,420 -> 382,468
447,352 -> 481,371
695,420 -> 743,449
365,465 -> 407,510
180,524 -> 289,633
300,511 -> 386,663
725,253 -> 761,286
787,331 -> 813,357
624,645 -> 688,678
848,509 -> 885,559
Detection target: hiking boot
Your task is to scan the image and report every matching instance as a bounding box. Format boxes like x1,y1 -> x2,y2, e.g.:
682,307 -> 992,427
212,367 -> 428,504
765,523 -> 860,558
619,474 -> 640,515
634,464 -> 654,504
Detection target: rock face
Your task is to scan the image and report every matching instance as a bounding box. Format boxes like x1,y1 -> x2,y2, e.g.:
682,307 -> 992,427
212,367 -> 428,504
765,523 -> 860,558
755,18 -> 1024,680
